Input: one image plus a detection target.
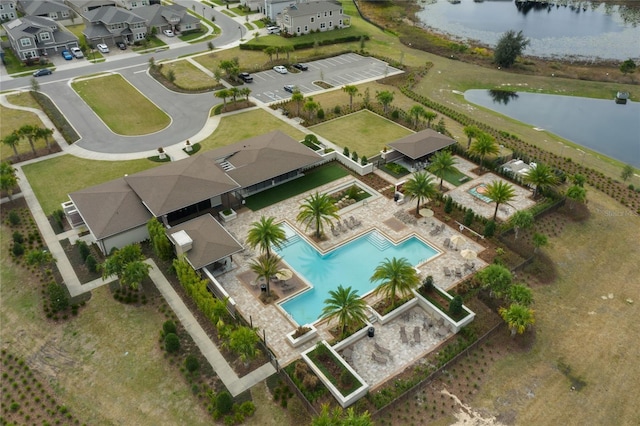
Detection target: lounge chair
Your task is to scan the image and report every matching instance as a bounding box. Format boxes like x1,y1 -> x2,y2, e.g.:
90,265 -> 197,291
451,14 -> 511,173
455,267 -> 462,278
400,327 -> 409,344
337,221 -> 346,232
375,342 -> 391,356
464,262 -> 475,272
443,238 -> 450,248
443,266 -> 452,277
331,225 -> 339,237
344,219 -> 352,230
372,352 -> 387,364
413,326 -> 421,344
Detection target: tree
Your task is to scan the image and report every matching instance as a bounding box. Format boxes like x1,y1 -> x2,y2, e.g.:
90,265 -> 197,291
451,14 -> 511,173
508,284 -> 533,307
2,132 -> 21,159
120,260 -> 151,290
219,59 -> 238,78
312,404 -> 373,426
566,185 -> 587,209
463,125 -> 481,149
532,232 -> 548,254
0,162 -> 19,201
101,244 -> 148,289
571,173 -> 586,187
370,257 -> 420,308
228,326 -> 261,364
469,132 -> 499,171
429,150 -> 457,190
620,59 -> 636,80
249,253 -> 280,296
17,124 -> 39,156
342,85 -> 358,110
25,249 -> 55,268
291,90 -> 304,116
494,30 -> 530,68
164,333 -> 180,353
484,180 -> 515,221
35,127 -> 54,152
509,210 -> 534,240
449,295 -> 464,317
240,87 -> 251,101
147,218 -> 173,261
424,111 -> 437,128
409,105 -> 426,128
621,164 -> 634,181
246,216 -> 286,259
214,88 -> 229,108
303,98 -> 319,120
263,46 -> 276,63
523,163 -> 558,197
320,285 -> 368,337
30,77 -> 40,93
499,304 -> 535,337
228,86 -> 240,102
280,45 -> 294,61
403,171 -> 437,215
375,90 -> 394,114
296,191 -> 340,239
477,264 -> 512,298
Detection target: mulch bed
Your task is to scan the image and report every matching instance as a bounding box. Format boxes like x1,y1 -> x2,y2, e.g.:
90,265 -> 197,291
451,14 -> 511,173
60,238 -> 104,284
4,144 -> 62,166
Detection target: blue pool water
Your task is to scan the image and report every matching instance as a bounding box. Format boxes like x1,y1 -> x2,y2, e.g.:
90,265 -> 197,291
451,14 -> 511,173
276,227 -> 438,325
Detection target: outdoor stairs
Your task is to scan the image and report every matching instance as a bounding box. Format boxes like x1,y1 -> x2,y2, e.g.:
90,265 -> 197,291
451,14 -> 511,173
279,233 -> 301,248
367,231 -> 391,251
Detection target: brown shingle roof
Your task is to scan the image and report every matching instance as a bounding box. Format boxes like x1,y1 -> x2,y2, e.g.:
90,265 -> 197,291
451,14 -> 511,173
388,129 -> 456,160
167,214 -> 243,270
204,130 -> 322,187
69,178 -> 152,239
124,155 -> 240,217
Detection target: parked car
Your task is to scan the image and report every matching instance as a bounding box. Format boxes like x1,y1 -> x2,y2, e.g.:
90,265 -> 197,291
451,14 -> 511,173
97,43 -> 110,54
70,47 -> 84,59
238,72 -> 253,83
292,63 -> 308,71
61,50 -> 73,60
283,84 -> 296,93
116,41 -> 127,50
33,68 -> 53,77
266,26 -> 280,34
273,65 -> 288,74
163,29 -> 175,37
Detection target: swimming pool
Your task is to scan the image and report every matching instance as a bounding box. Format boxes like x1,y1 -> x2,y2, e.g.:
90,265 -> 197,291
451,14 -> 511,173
468,183 -> 493,203
276,225 -> 439,325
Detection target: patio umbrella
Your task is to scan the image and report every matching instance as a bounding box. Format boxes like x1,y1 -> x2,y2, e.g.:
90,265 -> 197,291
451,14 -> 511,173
450,235 -> 465,249
460,249 -> 477,262
275,268 -> 293,281
418,208 -> 434,218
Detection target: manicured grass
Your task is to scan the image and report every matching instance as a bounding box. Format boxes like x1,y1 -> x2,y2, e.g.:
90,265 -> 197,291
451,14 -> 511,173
439,167 -> 470,187
71,74 -> 170,135
22,155 -> 157,215
131,36 -> 168,52
1,93 -> 49,159
159,59 -> 218,90
310,110 -> 413,157
243,23 -> 369,49
244,163 -> 349,211
198,109 -> 306,152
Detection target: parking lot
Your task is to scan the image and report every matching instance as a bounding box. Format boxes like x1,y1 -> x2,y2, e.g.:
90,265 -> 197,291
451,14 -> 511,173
248,53 -> 402,104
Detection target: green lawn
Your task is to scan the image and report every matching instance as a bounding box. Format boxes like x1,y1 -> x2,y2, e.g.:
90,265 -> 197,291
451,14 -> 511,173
1,93 -> 48,159
438,167 -> 471,187
310,110 -> 413,157
244,163 -> 349,210
198,109 -> 306,152
22,156 -> 157,215
159,60 -> 218,90
71,74 -> 170,135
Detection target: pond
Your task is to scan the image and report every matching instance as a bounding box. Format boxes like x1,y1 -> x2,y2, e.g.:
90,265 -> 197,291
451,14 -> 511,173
415,0 -> 640,60
464,89 -> 640,167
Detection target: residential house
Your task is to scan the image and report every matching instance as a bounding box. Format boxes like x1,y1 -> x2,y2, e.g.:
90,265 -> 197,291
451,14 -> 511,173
2,15 -> 79,61
134,3 -> 200,35
264,0 -> 297,21
66,131 -> 323,255
17,0 -> 76,26
114,0 -> 150,10
279,0 -> 349,35
65,0 -> 116,15
0,0 -> 17,22
82,5 -> 146,45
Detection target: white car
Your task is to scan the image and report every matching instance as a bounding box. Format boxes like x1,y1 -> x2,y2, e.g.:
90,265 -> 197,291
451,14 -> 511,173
273,65 -> 288,74
70,47 -> 84,59
97,43 -> 109,54
163,29 -> 175,37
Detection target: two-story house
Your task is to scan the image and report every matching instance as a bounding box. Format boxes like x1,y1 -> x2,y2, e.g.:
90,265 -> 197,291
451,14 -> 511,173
263,0 -> 295,21
114,0 -> 149,10
0,0 -> 18,22
2,15 -> 79,60
134,4 -> 200,35
279,0 -> 349,35
65,0 -> 116,16
17,0 -> 76,26
82,5 -> 146,46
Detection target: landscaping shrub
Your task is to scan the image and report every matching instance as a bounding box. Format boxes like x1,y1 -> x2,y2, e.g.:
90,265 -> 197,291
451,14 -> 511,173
444,196 -> 453,214
185,354 -> 200,373
343,147 -> 349,157
484,220 -> 496,238
317,108 -> 325,119
463,209 -> 474,227
12,231 -> 24,244
351,151 -> 358,162
85,255 -> 98,273
163,320 -> 177,336
449,295 -> 464,316
52,209 -> 64,231
216,391 -> 233,415
164,333 -> 180,353
48,282 -> 69,312
12,242 -> 24,257
77,240 -> 90,262
361,155 -> 368,165
31,91 -> 80,144
8,210 -> 21,225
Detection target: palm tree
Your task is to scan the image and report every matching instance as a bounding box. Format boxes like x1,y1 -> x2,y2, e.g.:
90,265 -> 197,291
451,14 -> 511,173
469,132 -> 499,171
296,192 -> 340,239
342,85 -> 358,110
424,111 -> 437,128
375,90 -> 394,114
463,125 -> 481,149
508,284 -> 533,307
370,257 -> 420,308
246,216 -> 286,258
239,87 -> 251,101
403,172 -> 437,215
566,185 -> 586,209
303,98 -> 319,120
499,303 -> 535,337
2,132 -> 21,159
523,163 -> 558,198
35,127 -> 54,152
18,124 -> 38,156
291,90 -> 304,116
263,46 -> 276,63
320,285 -> 368,337
429,150 -> 457,190
509,210 -> 534,240
249,253 -> 281,296
409,105 -> 426,128
532,232 -> 548,254
484,180 -> 515,221
214,88 -> 230,108
228,86 -> 240,102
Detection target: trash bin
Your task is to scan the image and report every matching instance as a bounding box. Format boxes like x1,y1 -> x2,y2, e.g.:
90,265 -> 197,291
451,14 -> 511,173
368,327 -> 375,338
260,284 -> 267,292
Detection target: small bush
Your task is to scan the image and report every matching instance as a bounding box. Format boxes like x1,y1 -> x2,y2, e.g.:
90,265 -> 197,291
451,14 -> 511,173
463,209 -> 474,227
333,105 -> 341,114
77,241 -> 90,262
449,295 -> 464,316
12,231 -> 24,244
444,197 -> 453,214
164,333 -> 180,353
391,109 -> 400,119
351,151 -> 358,162
85,255 -> 98,273
163,320 -> 177,336
483,220 -> 496,238
8,210 -> 21,226
361,155 -> 368,165
317,108 -> 325,119
12,242 -> 25,257
216,391 -> 233,415
343,147 -> 349,157
48,283 -> 69,312
185,354 -> 199,373
302,374 -> 319,390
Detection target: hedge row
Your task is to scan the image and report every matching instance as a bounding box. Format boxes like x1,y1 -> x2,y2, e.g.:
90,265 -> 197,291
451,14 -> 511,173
239,35 -> 368,51
31,91 -> 80,144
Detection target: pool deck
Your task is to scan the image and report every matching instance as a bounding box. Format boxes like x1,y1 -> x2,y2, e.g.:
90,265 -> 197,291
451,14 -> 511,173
215,173 -> 488,372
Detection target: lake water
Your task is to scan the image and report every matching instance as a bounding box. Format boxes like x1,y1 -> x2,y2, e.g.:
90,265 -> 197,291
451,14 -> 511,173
464,89 -> 640,167
415,1 -> 640,60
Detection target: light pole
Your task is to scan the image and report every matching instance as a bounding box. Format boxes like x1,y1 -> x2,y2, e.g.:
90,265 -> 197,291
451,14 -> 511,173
238,25 -> 242,40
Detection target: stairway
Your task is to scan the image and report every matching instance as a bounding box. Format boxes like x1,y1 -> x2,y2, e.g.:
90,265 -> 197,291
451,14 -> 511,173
367,231 -> 391,251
